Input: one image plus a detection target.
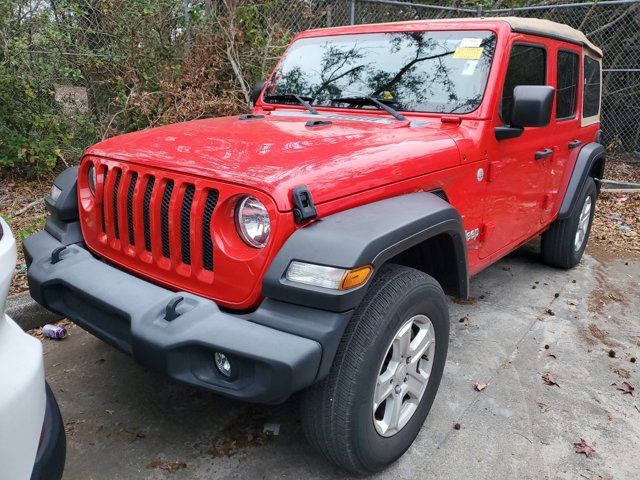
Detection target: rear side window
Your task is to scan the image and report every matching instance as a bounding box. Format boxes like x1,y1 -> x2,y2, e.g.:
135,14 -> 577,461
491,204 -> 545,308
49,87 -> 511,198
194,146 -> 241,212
556,50 -> 579,119
501,44 -> 546,124
583,55 -> 601,118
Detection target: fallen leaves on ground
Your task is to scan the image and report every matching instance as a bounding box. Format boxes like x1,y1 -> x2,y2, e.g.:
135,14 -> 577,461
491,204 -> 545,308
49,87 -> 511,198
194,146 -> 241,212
541,371 -> 560,387
473,382 -> 487,392
146,459 -> 187,473
210,406 -> 271,458
615,381 -> 635,396
590,160 -> 640,260
573,438 -> 596,457
0,174 -> 55,296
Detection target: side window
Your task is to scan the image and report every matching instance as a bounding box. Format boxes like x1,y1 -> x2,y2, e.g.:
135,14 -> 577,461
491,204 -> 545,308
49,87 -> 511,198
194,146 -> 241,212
556,50 -> 579,119
501,44 -> 546,124
583,55 -> 601,118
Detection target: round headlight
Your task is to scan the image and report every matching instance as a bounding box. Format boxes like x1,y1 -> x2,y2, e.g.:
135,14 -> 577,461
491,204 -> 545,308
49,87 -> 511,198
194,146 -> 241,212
88,164 -> 97,195
235,196 -> 270,248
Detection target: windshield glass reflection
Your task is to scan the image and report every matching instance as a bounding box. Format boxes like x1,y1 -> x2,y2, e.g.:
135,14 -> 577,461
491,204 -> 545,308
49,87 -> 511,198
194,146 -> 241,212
265,30 -> 496,114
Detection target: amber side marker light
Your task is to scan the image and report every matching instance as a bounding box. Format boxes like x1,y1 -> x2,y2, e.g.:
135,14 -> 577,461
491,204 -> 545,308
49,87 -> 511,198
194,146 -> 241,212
340,266 -> 373,290
285,261 -> 373,290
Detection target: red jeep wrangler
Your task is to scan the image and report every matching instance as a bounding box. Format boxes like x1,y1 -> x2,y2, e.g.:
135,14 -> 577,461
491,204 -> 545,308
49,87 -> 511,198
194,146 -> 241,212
25,17 -> 604,473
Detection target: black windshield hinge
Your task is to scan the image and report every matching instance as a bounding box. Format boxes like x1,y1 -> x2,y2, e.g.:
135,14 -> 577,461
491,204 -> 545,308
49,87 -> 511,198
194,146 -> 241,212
292,185 -> 317,224
239,114 -> 265,120
305,119 -> 332,127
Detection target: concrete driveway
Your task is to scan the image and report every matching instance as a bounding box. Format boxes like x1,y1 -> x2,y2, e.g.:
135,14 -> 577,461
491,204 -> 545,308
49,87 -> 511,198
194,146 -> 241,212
43,245 -> 640,480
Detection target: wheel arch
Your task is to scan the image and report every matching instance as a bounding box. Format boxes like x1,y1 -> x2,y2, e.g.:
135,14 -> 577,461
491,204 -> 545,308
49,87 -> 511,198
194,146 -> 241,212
262,192 -> 469,312
384,231 -> 466,298
558,142 -> 606,221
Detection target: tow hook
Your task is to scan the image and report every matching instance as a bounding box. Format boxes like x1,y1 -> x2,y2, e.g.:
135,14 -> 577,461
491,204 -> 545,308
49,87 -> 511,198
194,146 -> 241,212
51,246 -> 67,264
164,296 -> 184,321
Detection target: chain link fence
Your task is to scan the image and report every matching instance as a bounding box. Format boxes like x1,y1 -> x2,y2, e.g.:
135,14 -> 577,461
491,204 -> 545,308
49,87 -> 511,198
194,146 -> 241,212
2,1 -> 638,176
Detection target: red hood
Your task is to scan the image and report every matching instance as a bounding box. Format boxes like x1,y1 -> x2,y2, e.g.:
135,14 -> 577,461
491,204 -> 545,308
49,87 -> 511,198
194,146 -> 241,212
85,113 -> 460,210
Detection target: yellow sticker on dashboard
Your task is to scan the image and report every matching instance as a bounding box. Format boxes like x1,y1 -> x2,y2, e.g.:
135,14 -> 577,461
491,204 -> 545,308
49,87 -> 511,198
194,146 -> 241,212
453,47 -> 484,60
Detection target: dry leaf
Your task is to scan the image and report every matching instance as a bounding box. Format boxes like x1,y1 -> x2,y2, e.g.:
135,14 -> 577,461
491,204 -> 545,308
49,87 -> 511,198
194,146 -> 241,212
161,462 -> 187,473
473,382 -> 487,392
537,402 -> 551,413
147,459 -> 187,473
616,381 -> 635,396
541,371 -> 560,387
573,438 -> 596,457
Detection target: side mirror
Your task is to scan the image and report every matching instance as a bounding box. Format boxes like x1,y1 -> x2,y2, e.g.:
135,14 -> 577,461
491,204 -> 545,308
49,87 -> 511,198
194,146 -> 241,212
495,85 -> 555,140
250,80 -> 266,107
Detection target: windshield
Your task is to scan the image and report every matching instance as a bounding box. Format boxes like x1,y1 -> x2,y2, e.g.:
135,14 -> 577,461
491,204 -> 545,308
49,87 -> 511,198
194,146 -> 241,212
265,30 -> 496,114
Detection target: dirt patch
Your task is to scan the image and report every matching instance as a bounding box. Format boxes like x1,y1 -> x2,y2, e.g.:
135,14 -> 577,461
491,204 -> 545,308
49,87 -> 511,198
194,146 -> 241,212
587,323 -> 616,347
210,406 -> 272,458
452,297 -> 478,305
588,266 -> 629,316
610,366 -> 631,379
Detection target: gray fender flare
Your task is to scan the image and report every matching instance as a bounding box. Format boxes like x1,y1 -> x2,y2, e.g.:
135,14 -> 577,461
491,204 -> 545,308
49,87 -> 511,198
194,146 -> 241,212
558,142 -> 605,221
262,192 -> 468,312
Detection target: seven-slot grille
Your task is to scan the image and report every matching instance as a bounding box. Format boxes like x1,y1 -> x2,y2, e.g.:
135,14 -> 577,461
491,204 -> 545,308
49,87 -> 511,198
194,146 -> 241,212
93,162 -> 219,274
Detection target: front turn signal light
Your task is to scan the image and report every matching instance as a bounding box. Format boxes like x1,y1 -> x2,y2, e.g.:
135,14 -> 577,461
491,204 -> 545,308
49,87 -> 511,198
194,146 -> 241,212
285,262 -> 373,290
340,266 -> 372,290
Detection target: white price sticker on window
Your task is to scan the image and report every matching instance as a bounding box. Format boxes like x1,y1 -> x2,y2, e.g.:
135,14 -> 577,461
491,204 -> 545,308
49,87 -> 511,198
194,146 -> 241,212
459,38 -> 482,48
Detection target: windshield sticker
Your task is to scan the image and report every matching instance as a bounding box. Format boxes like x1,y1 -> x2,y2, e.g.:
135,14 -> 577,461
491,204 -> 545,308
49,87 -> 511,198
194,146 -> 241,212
461,60 -> 479,76
453,46 -> 484,60
459,38 -> 483,48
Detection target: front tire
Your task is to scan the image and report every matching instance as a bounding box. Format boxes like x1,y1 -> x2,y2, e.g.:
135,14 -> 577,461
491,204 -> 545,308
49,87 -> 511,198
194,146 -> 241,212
300,264 -> 449,474
541,178 -> 597,269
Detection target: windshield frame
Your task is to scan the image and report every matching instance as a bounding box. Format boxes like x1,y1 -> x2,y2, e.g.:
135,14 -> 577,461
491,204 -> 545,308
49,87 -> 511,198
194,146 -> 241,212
261,28 -> 500,117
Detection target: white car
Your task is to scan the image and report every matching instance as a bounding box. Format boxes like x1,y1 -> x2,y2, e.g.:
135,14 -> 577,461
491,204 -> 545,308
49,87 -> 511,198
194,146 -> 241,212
0,216 -> 65,479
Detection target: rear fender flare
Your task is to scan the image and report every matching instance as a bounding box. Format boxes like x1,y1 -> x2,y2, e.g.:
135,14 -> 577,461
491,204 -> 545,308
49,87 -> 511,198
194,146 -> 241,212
558,142 -> 605,221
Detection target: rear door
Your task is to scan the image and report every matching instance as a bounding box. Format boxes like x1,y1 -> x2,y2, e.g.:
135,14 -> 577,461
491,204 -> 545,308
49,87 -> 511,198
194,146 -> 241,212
541,44 -> 582,225
480,40 -> 552,259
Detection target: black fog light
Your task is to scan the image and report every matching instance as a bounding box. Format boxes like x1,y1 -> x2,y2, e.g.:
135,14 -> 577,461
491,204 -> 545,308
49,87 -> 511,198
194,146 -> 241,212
214,352 -> 233,378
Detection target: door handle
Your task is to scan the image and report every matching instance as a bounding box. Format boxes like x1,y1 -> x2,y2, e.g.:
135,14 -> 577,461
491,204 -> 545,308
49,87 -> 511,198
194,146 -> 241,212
535,148 -> 553,160
568,140 -> 582,149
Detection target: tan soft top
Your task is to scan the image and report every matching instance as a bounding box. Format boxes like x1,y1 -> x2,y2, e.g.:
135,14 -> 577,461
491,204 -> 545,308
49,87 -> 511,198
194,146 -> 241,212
305,16 -> 603,58
499,17 -> 602,57
421,17 -> 602,57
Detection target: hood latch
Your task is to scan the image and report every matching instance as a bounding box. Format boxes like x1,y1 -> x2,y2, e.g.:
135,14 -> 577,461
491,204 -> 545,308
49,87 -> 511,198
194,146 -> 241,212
292,185 -> 317,224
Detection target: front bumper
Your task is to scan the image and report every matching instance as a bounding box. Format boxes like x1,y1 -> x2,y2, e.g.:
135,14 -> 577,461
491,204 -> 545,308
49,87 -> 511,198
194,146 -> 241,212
25,230 -> 350,404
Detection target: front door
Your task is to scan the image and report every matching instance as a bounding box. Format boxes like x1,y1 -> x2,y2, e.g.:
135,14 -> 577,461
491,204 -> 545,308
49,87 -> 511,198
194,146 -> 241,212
480,41 -> 552,259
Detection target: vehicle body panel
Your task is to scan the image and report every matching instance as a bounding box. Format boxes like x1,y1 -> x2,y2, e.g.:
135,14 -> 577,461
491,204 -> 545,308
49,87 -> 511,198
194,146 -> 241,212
0,217 -> 46,480
73,18 -> 600,309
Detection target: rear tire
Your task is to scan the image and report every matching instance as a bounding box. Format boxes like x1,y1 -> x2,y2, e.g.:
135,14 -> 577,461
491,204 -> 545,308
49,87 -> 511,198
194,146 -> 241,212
541,178 -> 597,269
300,264 -> 449,474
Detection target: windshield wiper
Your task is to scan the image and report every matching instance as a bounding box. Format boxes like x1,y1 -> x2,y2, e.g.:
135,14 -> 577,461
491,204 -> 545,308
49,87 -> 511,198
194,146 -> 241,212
329,96 -> 407,121
263,93 -> 318,115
